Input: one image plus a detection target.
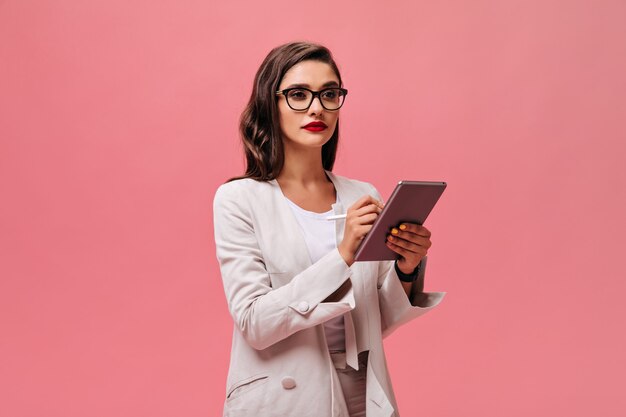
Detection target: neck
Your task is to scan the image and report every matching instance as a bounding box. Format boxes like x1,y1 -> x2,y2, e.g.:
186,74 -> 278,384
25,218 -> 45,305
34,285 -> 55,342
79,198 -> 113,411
278,142 -> 330,186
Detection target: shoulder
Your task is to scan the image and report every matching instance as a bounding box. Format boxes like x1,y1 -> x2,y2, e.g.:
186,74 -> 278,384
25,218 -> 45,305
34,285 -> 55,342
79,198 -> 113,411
214,177 -> 273,196
213,178 -> 272,209
328,171 -> 380,197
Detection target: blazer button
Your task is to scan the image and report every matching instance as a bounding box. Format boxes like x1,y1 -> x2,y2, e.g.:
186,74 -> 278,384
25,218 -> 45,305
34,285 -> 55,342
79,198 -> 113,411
281,376 -> 296,389
297,301 -> 309,313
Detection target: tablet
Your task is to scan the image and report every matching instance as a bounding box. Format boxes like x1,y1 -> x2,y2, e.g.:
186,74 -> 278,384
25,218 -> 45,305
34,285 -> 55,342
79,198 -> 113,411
354,181 -> 447,262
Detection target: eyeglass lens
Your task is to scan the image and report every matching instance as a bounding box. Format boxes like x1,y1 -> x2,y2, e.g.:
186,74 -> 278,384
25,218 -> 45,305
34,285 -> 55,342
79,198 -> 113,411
286,89 -> 346,110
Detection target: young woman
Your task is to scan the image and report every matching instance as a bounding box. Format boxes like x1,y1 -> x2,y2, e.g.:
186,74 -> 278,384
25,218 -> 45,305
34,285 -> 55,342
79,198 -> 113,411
213,41 -> 445,417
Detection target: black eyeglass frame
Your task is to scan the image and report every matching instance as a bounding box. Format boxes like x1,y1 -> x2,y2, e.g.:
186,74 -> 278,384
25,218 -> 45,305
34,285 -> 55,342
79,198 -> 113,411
275,87 -> 349,111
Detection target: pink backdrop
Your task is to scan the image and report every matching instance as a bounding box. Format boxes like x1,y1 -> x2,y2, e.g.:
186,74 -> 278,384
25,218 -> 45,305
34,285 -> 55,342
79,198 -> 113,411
1,1 -> 625,416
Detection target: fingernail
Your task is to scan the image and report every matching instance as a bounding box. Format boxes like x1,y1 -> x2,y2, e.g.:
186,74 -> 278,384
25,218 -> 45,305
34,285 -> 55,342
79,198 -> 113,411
391,228 -> 398,235
399,224 -> 406,230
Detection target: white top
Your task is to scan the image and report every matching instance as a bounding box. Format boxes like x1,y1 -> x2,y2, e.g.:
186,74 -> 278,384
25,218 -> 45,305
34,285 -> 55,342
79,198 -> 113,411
284,196 -> 346,352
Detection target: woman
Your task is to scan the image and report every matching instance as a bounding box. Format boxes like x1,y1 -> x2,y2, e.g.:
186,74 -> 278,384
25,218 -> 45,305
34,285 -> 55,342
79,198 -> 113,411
213,41 -> 445,417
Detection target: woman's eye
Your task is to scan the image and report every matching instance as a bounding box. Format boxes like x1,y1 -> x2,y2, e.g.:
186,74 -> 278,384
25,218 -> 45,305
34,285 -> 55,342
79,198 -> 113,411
288,90 -> 308,100
322,90 -> 339,99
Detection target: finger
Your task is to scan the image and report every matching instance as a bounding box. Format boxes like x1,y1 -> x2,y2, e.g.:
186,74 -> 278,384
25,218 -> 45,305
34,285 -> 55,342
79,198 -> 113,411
386,234 -> 427,255
352,194 -> 384,211
354,223 -> 374,240
354,224 -> 372,241
351,212 -> 378,226
398,223 -> 431,238
354,203 -> 383,218
389,230 -> 432,249
386,240 -> 428,262
389,226 -> 432,247
385,240 -> 413,259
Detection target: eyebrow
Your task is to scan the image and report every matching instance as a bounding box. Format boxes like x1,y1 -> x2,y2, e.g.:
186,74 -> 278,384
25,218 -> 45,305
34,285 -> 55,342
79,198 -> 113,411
284,81 -> 340,89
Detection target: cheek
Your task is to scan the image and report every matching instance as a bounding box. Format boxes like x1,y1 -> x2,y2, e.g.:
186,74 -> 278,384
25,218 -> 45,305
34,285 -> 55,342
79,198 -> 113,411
278,105 -> 299,132
328,113 -> 340,130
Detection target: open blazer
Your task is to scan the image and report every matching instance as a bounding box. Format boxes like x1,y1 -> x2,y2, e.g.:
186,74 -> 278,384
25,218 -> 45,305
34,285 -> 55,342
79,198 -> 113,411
213,170 -> 446,417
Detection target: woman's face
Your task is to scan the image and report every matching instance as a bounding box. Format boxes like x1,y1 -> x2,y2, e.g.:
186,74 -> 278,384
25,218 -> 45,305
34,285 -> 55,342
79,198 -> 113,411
277,60 -> 341,150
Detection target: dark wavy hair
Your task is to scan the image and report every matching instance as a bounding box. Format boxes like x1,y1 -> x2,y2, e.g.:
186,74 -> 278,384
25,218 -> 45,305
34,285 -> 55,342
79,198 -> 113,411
226,41 -> 344,183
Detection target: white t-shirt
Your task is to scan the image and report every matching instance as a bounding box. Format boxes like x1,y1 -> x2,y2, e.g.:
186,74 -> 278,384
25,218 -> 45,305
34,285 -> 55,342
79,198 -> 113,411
284,196 -> 346,352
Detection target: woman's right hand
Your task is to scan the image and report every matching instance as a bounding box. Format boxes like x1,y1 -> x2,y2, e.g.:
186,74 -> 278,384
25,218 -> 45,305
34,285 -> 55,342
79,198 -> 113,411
337,195 -> 385,266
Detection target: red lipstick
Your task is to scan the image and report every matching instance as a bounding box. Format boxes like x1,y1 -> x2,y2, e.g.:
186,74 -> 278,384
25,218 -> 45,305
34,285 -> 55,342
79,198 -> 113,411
303,121 -> 328,132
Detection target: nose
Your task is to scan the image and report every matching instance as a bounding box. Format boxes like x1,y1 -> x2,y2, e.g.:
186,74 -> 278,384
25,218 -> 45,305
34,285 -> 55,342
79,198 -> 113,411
308,94 -> 325,114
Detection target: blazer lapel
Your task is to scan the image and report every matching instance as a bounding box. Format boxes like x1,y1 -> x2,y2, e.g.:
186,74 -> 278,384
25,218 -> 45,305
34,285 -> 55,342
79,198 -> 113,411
325,171 -> 362,371
268,171 -> 362,370
266,179 -> 313,273
324,170 -> 347,247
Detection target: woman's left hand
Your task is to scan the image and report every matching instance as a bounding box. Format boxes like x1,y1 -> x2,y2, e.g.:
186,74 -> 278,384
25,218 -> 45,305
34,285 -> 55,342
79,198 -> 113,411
385,223 -> 432,274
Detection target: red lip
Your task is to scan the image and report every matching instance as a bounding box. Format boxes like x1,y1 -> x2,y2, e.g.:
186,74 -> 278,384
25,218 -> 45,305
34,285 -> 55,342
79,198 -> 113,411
303,121 -> 328,129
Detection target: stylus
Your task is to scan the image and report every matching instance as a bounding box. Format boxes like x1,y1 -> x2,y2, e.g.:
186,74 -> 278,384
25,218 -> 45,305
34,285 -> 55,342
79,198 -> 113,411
324,214 -> 347,221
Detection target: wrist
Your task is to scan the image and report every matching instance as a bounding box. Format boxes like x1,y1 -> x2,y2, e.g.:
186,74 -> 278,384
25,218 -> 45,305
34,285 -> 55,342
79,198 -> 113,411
394,260 -> 420,282
338,246 -> 354,267
396,262 -> 417,275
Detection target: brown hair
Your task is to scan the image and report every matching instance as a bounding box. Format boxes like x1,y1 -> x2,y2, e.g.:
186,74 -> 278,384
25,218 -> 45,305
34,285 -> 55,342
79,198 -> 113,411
226,41 -> 344,183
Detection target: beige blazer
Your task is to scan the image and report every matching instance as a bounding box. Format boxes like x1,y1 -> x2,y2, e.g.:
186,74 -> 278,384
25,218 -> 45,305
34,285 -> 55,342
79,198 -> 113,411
213,170 -> 445,417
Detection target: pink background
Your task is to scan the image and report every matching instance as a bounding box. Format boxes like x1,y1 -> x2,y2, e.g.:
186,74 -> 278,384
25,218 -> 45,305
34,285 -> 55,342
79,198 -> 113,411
1,1 -> 625,416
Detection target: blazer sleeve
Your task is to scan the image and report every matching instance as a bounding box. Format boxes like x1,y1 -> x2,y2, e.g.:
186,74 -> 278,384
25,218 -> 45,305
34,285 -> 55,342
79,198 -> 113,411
213,182 -> 356,350
367,183 -> 446,339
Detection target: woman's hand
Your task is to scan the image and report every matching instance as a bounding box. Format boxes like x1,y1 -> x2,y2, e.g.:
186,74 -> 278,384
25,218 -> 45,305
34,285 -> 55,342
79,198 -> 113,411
337,195 -> 384,266
386,223 -> 432,274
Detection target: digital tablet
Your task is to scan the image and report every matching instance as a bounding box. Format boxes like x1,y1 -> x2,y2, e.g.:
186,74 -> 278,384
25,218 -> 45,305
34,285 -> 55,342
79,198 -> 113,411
354,181 -> 447,262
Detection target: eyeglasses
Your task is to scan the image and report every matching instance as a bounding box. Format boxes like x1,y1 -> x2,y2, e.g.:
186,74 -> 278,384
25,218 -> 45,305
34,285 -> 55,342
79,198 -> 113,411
275,87 -> 348,111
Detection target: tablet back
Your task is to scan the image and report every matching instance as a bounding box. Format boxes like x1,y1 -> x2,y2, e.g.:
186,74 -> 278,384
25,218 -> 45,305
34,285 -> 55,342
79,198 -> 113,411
354,181 -> 446,262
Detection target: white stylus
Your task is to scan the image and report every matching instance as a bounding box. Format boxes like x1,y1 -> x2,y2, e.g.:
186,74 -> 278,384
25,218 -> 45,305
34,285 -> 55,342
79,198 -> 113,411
324,214 -> 347,221
325,200 -> 385,221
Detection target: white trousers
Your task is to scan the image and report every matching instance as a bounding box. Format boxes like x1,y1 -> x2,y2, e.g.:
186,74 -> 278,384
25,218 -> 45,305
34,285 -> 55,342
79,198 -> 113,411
330,350 -> 369,417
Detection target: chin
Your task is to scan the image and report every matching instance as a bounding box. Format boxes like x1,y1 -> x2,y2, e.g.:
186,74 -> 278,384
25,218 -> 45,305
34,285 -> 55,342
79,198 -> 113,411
305,135 -> 333,147
287,133 -> 332,148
